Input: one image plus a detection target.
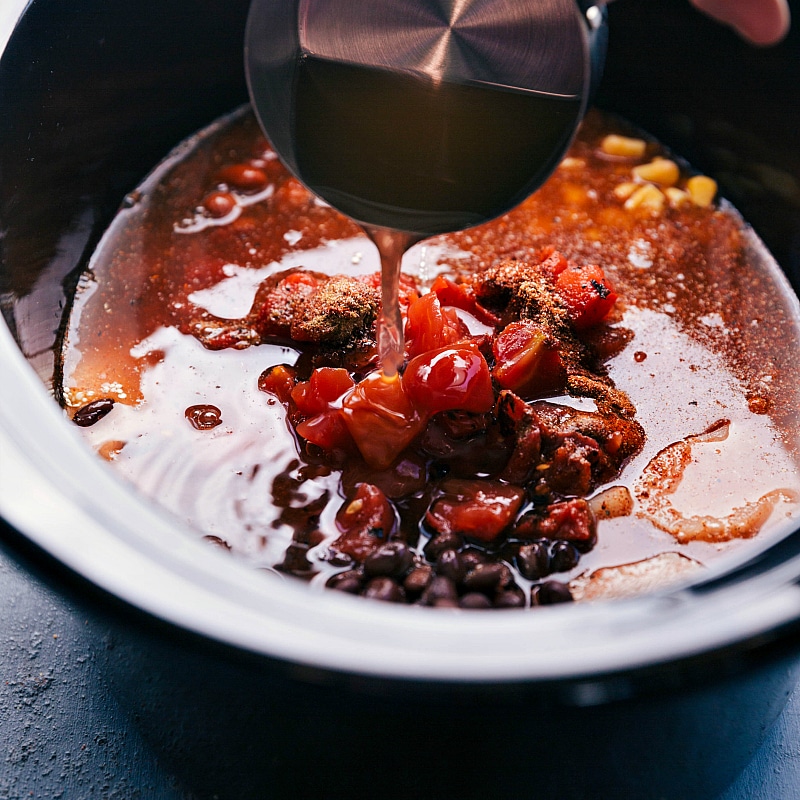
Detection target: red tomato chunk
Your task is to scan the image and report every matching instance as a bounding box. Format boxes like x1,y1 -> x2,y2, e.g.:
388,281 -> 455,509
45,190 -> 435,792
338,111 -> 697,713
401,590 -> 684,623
333,483 -> 397,562
404,291 -> 467,358
404,343 -> 494,416
492,320 -> 565,398
341,372 -> 425,469
291,368 -> 357,451
291,367 -> 354,414
426,479 -> 525,543
554,263 -> 617,330
514,498 -> 596,547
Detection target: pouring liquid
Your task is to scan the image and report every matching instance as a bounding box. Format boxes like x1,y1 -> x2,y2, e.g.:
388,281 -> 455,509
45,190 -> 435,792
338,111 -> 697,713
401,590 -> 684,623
292,55 -> 583,372
364,227 -> 419,376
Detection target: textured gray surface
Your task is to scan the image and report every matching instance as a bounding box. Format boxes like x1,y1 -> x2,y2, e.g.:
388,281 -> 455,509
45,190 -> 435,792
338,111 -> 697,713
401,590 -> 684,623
1,535 -> 799,799
0,548 -> 190,800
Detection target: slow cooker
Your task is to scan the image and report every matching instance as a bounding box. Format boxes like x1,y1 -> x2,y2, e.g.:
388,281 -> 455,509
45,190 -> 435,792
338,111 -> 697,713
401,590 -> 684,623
3,1 -> 800,797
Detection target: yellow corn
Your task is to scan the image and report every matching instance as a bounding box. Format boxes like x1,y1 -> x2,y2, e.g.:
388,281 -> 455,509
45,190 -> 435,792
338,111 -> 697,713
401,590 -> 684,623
665,187 -> 690,207
632,158 -> 680,187
613,181 -> 639,200
686,175 -> 717,207
345,499 -> 364,515
600,134 -> 647,158
624,184 -> 665,212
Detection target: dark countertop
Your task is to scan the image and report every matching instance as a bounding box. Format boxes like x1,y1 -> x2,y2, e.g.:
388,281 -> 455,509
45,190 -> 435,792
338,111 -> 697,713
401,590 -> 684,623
0,533 -> 799,800
0,539 -> 188,800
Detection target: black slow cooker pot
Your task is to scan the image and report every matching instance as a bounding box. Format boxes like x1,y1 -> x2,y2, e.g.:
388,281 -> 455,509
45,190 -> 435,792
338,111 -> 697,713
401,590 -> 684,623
3,1 -> 800,798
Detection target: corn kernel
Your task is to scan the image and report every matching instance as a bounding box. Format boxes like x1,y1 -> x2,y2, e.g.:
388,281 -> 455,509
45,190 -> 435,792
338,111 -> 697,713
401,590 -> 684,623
624,184 -> 665,212
600,134 -> 647,158
345,499 -> 364,515
686,175 -> 717,207
632,158 -> 680,187
665,187 -> 690,207
559,157 -> 585,170
613,181 -> 639,200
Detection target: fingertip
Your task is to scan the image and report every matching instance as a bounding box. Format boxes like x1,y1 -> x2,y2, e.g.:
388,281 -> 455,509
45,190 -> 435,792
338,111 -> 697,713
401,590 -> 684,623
742,0 -> 791,45
689,0 -> 791,46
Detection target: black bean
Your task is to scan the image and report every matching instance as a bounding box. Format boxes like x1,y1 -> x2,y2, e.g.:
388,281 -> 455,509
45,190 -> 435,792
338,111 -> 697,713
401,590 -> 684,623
420,576 -> 458,606
423,532 -> 463,561
364,541 -> 414,578
326,570 -> 363,594
531,581 -> 574,606
72,398 -> 115,427
549,540 -> 580,573
495,587 -> 526,609
326,550 -> 354,568
459,592 -> 492,609
516,541 -> 551,581
404,565 -> 434,594
436,549 -> 466,583
459,549 -> 489,571
276,543 -> 313,576
363,576 -> 406,603
462,563 -> 511,594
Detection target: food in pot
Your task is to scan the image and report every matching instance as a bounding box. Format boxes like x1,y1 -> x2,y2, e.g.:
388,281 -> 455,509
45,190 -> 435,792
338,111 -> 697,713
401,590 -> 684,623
58,108 -> 800,609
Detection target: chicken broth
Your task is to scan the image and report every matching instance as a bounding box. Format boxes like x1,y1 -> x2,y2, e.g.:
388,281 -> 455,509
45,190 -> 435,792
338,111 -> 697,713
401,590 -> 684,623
59,106 -> 800,608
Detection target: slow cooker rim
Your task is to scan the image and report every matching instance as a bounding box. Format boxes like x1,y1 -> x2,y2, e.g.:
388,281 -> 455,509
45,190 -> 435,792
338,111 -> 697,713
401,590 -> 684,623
4,0 -> 800,688
3,321 -> 800,685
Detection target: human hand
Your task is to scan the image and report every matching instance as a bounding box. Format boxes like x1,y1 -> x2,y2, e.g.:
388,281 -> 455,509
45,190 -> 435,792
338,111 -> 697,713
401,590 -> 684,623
688,0 -> 790,45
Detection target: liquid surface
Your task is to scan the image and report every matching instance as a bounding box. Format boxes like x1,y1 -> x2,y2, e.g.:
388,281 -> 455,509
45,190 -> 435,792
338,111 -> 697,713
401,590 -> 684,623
59,107 -> 800,608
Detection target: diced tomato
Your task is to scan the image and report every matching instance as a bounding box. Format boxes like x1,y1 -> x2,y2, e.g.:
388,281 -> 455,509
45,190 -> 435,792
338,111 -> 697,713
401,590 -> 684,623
514,498 -> 596,550
257,364 -> 297,405
536,246 -> 569,278
404,291 -> 467,358
554,263 -> 617,330
291,367 -> 355,416
341,372 -> 426,469
295,409 -> 354,451
492,320 -> 565,398
288,368 -> 358,452
403,343 -> 495,415
430,275 -> 501,328
426,478 -> 524,543
332,483 -> 396,561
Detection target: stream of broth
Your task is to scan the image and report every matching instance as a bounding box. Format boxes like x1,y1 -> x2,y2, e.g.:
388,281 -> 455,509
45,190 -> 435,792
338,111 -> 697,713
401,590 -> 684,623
291,57 -> 582,375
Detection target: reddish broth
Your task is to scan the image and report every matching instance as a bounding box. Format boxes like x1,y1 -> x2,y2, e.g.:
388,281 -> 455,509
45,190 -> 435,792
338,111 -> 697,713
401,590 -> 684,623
59,107 -> 800,608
